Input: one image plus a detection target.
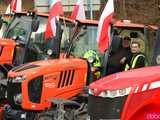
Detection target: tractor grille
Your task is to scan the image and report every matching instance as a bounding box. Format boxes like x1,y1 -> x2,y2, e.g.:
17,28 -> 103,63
7,78 -> 22,109
88,95 -> 127,120
28,76 -> 43,103
58,70 -> 75,88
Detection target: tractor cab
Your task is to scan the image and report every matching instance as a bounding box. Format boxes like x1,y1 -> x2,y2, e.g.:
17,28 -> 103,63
2,12 -> 48,64
0,12 -> 54,78
105,20 -> 157,75
60,19 -> 102,81
58,18 -> 99,57
88,21 -> 159,120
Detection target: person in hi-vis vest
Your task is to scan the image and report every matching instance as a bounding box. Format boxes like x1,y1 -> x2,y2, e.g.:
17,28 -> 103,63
125,40 -> 146,71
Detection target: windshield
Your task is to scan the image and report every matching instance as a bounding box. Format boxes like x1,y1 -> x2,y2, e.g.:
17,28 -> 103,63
30,16 -> 48,44
60,22 -> 75,52
4,15 -> 32,43
0,14 -> 13,37
116,28 -> 145,52
115,27 -> 157,65
72,25 -> 98,57
61,23 -> 99,58
7,23 -> 27,39
3,14 -> 49,64
23,15 -> 48,62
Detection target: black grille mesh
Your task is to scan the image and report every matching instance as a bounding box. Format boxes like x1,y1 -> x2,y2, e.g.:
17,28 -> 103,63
88,95 -> 127,120
28,76 -> 43,103
7,79 -> 22,109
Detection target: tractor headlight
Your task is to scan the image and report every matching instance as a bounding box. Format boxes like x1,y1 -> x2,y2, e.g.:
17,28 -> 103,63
89,88 -> 100,95
119,89 -> 127,96
88,57 -> 94,64
110,90 -> 117,97
91,87 -> 131,98
98,90 -> 108,97
14,93 -> 22,105
12,76 -> 26,83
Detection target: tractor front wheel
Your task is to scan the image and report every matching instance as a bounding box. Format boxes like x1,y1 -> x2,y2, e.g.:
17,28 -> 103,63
0,70 -> 5,80
35,112 -> 54,120
35,109 -> 75,120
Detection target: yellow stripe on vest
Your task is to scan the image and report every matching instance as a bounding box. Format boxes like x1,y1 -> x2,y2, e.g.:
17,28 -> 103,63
131,54 -> 145,68
125,54 -> 145,71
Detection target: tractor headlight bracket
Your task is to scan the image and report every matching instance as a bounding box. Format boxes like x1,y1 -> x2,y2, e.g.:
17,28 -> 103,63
14,93 -> 22,105
12,76 -> 26,83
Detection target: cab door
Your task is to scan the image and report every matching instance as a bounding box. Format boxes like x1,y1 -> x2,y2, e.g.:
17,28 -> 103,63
150,28 -> 160,65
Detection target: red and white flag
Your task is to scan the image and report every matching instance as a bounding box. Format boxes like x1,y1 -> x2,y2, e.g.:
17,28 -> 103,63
97,0 -> 114,53
70,0 -> 86,20
10,0 -> 22,12
45,0 -> 64,41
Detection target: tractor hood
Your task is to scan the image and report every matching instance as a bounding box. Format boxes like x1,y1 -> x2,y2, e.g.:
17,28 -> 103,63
89,66 -> 160,91
9,59 -> 61,76
8,58 -> 87,77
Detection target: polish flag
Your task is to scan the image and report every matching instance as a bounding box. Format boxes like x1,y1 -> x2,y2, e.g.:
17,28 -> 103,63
70,0 -> 86,20
45,0 -> 64,41
10,0 -> 22,12
97,0 -> 114,53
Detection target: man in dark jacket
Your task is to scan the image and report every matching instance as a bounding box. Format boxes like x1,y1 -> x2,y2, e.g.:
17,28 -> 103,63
106,36 -> 132,74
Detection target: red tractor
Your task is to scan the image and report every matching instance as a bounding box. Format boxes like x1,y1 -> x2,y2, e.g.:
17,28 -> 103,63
3,19 -> 158,120
88,25 -> 160,119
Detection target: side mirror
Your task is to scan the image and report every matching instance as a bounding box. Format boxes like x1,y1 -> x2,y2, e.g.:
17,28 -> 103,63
31,19 -> 40,32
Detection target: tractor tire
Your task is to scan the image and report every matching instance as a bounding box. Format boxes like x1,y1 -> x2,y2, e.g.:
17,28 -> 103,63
64,109 -> 75,120
35,109 -> 75,120
0,84 -> 6,100
0,70 -> 5,80
35,112 -> 54,120
74,113 -> 88,120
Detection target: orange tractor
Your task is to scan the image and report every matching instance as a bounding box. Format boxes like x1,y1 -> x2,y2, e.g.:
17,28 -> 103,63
0,12 -> 54,100
3,18 -> 158,120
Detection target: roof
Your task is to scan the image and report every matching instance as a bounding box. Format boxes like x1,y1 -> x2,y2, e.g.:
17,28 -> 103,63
3,11 -> 158,30
113,20 -> 158,30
